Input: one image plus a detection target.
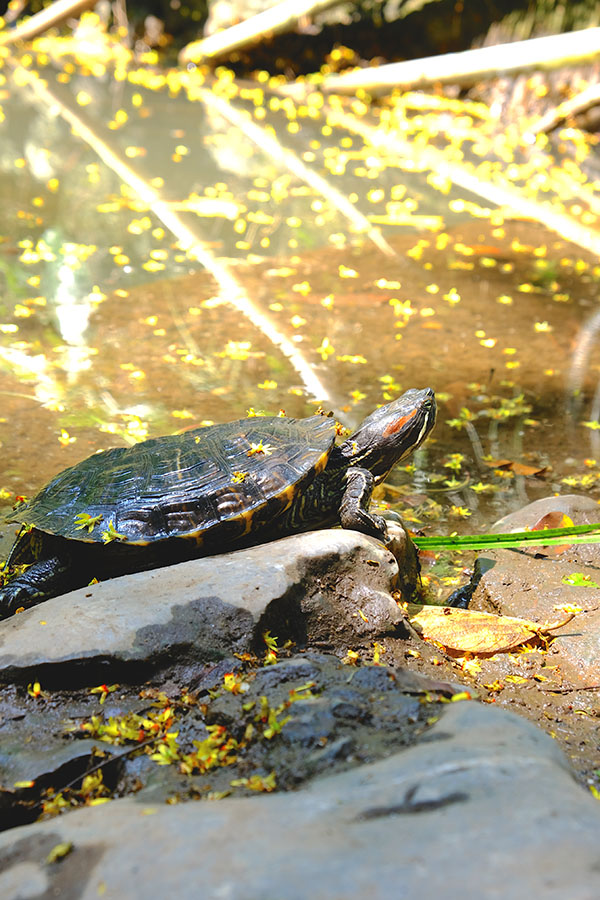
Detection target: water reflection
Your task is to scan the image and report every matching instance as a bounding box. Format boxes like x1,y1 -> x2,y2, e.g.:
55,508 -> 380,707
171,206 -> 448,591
1,50 -> 600,538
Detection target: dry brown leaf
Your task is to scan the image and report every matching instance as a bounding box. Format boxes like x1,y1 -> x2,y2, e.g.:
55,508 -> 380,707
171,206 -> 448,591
405,603 -> 574,654
531,511 -> 574,531
484,458 -> 546,477
510,461 -> 547,478
527,511 -> 575,555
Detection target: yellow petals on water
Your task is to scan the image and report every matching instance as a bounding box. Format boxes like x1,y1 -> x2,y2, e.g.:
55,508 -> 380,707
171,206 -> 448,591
58,429 -> 76,447
316,338 -> 334,360
292,281 -> 311,296
443,288 -> 461,305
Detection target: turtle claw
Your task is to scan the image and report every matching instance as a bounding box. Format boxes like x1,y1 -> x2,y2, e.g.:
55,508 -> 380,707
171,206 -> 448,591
371,513 -> 388,536
0,555 -> 72,620
0,582 -> 34,619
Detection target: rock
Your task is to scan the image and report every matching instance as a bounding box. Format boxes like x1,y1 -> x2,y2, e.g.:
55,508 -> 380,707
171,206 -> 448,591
0,685 -> 152,791
0,530 -> 411,685
1,702 -> 599,899
470,494 -> 600,686
470,549 -> 600,687
1,652 -> 454,831
493,493 -> 600,566
493,494 -> 600,531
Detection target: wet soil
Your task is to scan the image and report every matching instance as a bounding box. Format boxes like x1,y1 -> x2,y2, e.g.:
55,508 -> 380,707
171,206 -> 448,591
386,631 -> 600,791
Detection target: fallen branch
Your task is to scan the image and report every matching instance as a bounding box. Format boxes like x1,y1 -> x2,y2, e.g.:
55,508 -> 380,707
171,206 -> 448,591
179,0 -> 345,66
0,0 -> 97,46
293,27 -> 600,96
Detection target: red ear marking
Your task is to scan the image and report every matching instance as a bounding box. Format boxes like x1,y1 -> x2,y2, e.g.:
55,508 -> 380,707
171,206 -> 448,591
383,409 -> 417,437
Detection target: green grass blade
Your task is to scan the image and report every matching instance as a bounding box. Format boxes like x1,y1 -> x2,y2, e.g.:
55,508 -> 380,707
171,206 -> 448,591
413,522 -> 600,551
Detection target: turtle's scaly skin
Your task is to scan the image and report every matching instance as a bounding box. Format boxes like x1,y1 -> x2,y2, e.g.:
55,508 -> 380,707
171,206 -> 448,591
0,388 -> 436,617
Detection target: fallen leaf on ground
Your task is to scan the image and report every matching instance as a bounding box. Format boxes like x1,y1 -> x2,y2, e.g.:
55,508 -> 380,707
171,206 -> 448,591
404,604 -> 574,654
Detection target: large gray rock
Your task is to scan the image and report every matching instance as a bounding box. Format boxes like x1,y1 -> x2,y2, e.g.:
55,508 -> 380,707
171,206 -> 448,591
1,702 -> 599,899
0,530 -> 406,683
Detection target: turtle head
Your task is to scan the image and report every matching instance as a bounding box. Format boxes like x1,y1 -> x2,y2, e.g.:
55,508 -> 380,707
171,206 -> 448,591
340,388 -> 436,481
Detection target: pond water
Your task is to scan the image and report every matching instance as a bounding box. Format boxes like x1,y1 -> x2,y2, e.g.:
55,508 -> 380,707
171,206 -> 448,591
2,42 -> 600,568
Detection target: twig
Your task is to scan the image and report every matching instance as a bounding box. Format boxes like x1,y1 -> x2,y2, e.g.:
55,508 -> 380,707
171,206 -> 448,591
540,685 -> 600,693
526,81 -> 600,136
280,27 -> 600,97
3,0 -> 27,26
179,0 -> 346,66
39,734 -> 159,809
0,0 -> 97,46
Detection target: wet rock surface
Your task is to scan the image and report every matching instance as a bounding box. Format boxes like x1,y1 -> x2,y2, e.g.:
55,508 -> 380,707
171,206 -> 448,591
471,494 -> 600,686
2,702 -> 600,899
0,651 -> 455,831
409,493 -> 600,788
471,550 -> 600,686
1,511 -> 600,897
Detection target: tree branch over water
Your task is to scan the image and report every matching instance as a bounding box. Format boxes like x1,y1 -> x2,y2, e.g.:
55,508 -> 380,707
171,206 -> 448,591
289,28 -> 600,96
526,81 -> 600,137
179,0 -> 346,67
0,0 -> 96,46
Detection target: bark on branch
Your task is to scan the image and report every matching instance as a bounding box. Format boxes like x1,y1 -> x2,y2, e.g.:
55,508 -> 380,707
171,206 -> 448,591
0,0 -> 97,46
179,0 -> 345,66
304,27 -> 600,96
526,81 -> 600,135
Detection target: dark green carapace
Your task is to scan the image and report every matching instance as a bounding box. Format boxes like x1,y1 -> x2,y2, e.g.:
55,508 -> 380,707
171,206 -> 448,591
0,388 -> 436,617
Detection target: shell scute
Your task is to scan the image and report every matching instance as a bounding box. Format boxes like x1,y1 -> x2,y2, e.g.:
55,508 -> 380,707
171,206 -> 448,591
16,414 -> 337,545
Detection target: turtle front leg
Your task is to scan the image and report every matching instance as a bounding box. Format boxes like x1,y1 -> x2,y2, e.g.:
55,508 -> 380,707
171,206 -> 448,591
340,467 -> 388,541
0,556 -> 73,619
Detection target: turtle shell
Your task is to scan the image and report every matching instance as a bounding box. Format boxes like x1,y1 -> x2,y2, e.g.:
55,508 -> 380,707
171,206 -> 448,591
16,415 -> 337,547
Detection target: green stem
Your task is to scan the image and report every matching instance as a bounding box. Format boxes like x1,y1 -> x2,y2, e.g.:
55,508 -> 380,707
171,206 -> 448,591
413,522 -> 600,551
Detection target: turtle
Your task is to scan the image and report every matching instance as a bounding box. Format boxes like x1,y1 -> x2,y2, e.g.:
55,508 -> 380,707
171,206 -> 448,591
0,387 -> 436,618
